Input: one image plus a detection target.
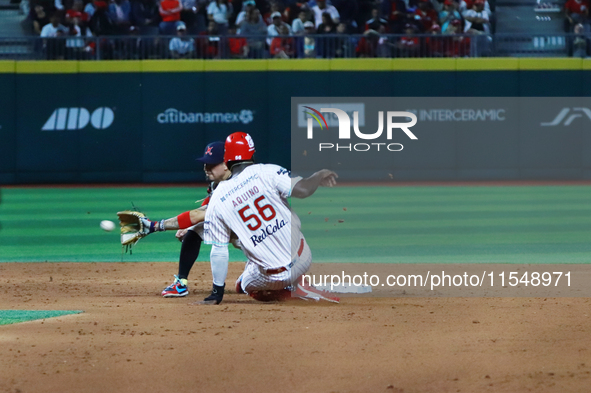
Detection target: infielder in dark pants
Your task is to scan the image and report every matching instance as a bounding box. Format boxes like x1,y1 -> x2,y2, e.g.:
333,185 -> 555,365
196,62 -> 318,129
161,141 -> 232,297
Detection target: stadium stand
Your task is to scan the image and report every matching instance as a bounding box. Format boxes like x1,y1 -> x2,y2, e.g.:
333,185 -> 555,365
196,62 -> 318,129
0,0 -> 584,58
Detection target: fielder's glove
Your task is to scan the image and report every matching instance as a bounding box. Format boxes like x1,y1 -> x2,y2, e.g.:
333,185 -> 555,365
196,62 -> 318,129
116,210 -> 164,252
200,283 -> 225,305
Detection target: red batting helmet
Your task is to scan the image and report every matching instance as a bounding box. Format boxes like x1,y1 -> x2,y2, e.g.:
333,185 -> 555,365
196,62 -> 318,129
224,132 -> 256,163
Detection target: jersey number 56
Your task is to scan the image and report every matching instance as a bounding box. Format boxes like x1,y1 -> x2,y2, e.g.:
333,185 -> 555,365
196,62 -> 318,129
238,196 -> 277,231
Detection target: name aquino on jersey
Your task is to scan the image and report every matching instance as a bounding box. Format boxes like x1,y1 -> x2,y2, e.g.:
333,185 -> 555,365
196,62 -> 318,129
231,186 -> 259,207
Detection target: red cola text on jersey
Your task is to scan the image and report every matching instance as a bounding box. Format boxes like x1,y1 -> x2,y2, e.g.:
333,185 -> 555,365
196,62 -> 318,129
250,218 -> 287,247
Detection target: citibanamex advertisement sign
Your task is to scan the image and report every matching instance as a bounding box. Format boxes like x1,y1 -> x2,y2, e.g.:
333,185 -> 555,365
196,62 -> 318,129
156,108 -> 254,125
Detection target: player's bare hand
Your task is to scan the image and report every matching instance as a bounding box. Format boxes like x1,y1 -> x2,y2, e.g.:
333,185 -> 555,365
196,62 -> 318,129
175,229 -> 188,242
318,170 -> 338,187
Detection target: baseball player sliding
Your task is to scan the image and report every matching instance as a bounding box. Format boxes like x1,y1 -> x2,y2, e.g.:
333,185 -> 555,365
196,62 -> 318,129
130,132 -> 338,303
201,132 -> 339,304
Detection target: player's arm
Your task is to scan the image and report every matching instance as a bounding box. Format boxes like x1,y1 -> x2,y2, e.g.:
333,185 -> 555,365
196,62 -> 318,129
291,169 -> 338,199
141,206 -> 206,234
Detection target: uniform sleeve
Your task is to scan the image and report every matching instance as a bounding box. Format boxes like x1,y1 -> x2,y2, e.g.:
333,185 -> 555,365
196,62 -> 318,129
203,203 -> 231,246
264,164 -> 293,198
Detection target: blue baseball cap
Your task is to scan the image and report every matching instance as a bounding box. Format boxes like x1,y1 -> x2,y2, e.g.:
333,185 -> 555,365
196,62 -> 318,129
196,141 -> 225,165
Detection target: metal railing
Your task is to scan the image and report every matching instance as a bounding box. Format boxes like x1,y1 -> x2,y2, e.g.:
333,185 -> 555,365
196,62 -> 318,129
0,33 -> 585,60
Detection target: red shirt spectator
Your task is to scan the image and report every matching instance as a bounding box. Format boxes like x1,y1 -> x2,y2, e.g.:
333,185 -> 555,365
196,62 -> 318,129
228,36 -> 247,56
199,21 -> 219,58
444,20 -> 470,56
159,0 -> 181,22
381,0 -> 407,22
66,0 -> 89,23
356,31 -> 379,57
462,0 -> 474,9
448,36 -> 470,56
565,0 -> 590,15
414,0 -> 438,31
270,36 -> 294,56
425,24 -> 445,55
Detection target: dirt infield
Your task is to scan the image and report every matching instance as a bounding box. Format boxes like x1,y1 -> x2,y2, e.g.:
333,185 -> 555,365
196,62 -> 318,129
1,262 -> 590,393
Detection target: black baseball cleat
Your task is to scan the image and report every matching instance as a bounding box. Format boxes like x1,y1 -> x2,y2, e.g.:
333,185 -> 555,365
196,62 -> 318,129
199,283 -> 225,305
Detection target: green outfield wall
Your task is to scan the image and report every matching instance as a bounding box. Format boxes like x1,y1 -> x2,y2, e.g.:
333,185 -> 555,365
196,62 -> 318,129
1,58 -> 591,184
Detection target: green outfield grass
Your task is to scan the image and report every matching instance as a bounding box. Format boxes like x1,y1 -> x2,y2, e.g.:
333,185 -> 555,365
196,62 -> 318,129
0,185 -> 589,263
0,310 -> 83,325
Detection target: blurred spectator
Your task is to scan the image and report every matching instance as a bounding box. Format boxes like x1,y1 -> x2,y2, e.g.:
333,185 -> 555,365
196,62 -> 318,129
109,0 -> 132,33
365,8 -> 387,31
227,24 -> 248,58
463,0 -> 489,33
65,14 -> 91,59
311,0 -> 339,27
381,0 -> 408,33
375,23 -> 395,57
270,24 -> 295,58
170,21 -> 195,57
40,13 -> 67,59
316,11 -> 337,57
88,0 -> 115,35
238,8 -> 267,57
356,29 -> 379,57
236,0 -> 259,25
159,0 -> 182,35
332,0 -> 358,27
334,21 -> 354,57
564,0 -> 589,32
177,0 -> 201,33
85,0 -> 97,17
414,0 -> 438,31
425,22 -> 444,56
444,18 -> 470,56
292,10 -> 308,34
301,20 -> 317,57
117,25 -> 149,58
40,13 -> 67,36
264,2 -> 287,25
282,3 -> 299,25
32,5 -> 50,35
444,15 -> 461,32
439,0 -> 460,32
317,11 -> 336,33
131,0 -> 160,32
239,7 -> 267,33
207,0 -> 232,34
267,11 -> 292,44
459,0 -> 490,17
396,23 -> 419,56
199,20 -> 220,57
572,23 -> 589,56
65,0 -> 89,26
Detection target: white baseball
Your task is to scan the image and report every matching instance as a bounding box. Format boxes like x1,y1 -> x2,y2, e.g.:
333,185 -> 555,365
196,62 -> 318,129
100,220 -> 116,232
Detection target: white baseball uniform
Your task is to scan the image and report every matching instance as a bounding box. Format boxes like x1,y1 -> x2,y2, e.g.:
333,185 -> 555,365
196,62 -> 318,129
204,164 -> 310,293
